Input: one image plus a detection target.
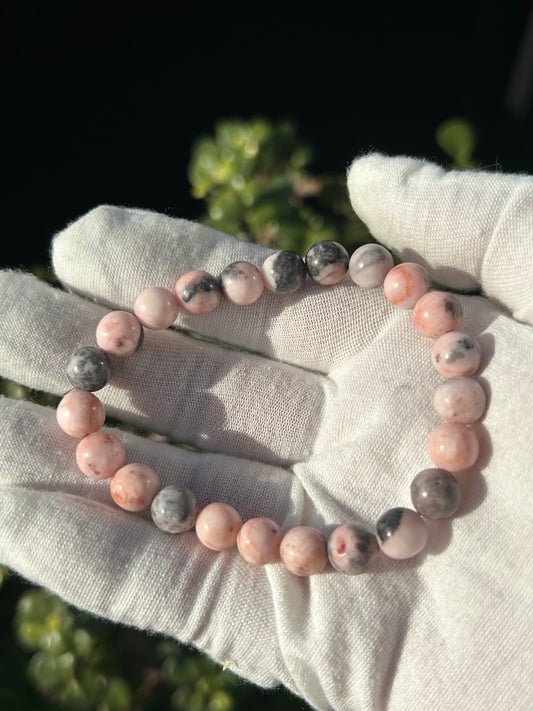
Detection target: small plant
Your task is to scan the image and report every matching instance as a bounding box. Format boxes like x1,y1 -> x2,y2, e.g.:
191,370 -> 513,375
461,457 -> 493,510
188,116 -> 371,252
435,117 -> 478,169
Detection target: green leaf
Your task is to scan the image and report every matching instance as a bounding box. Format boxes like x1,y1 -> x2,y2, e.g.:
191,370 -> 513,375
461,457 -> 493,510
435,118 -> 478,168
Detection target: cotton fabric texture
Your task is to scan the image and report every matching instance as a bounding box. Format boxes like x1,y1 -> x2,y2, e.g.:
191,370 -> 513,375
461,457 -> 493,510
0,153 -> 531,710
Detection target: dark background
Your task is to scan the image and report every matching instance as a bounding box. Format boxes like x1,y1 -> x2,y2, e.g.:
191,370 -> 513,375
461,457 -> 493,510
3,1 -> 533,269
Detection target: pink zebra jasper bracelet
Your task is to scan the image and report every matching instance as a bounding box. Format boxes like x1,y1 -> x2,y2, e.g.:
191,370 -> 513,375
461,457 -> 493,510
56,240 -> 486,576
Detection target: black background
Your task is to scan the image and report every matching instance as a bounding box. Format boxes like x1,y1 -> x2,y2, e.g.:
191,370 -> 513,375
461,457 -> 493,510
3,1 -> 533,269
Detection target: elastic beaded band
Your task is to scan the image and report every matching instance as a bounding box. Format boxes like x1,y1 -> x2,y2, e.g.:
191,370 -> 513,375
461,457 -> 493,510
56,239 -> 486,576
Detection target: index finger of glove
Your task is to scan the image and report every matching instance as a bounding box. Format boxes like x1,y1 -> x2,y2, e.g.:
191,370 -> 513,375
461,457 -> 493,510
51,205 -> 395,373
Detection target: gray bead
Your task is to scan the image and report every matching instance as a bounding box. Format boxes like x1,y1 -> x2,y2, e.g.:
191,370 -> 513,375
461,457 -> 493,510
269,251 -> 307,293
151,485 -> 199,533
305,240 -> 349,284
410,468 -> 461,519
66,347 -> 112,391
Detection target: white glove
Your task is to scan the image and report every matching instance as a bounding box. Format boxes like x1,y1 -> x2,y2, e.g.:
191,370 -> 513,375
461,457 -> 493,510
0,153 -> 531,711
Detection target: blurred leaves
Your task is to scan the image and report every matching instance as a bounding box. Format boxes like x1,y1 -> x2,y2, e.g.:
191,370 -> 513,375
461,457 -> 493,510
435,117 -> 478,169
188,117 -> 372,253
1,575 -> 309,710
0,565 -> 8,589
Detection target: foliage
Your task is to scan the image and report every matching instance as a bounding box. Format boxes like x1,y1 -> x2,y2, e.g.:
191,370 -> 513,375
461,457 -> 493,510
188,117 -> 372,252
0,581 -> 304,710
435,117 -> 478,169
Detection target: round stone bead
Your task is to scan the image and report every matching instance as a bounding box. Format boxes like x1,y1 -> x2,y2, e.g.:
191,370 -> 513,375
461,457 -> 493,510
261,250 -> 307,294
237,517 -> 283,565
376,507 -> 428,559
110,463 -> 160,512
96,310 -> 143,357
151,485 -> 199,533
431,331 -> 482,378
175,270 -> 221,314
428,422 -> 479,471
56,390 -> 106,438
433,376 -> 486,423
220,261 -> 264,305
383,262 -> 431,309
195,502 -> 243,551
413,290 -> 463,338
305,240 -> 349,285
279,526 -> 328,576
348,243 -> 394,288
410,468 -> 461,519
327,524 -> 379,574
134,287 -> 179,330
76,431 -> 126,480
66,347 -> 112,392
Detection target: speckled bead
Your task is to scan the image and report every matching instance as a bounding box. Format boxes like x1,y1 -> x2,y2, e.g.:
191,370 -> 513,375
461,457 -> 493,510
327,524 -> 379,574
151,485 -> 199,533
383,262 -> 431,309
376,507 -> 428,559
110,463 -> 160,512
76,431 -> 126,479
134,287 -> 180,330
428,422 -> 479,471
410,468 -> 461,519
431,331 -> 482,377
96,311 -> 143,357
305,240 -> 349,285
237,517 -> 283,565
348,243 -> 394,288
261,250 -> 307,294
220,261 -> 264,305
56,390 -> 106,438
433,376 -> 486,423
175,270 -> 221,314
279,526 -> 328,576
66,347 -> 112,392
195,502 -> 243,551
413,291 -> 463,338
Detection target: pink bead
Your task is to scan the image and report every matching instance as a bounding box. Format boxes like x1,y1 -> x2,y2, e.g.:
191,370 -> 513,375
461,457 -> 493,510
56,390 -> 106,438
220,261 -> 265,305
413,291 -> 463,338
96,311 -> 143,356
348,243 -> 394,288
433,377 -> 486,423
195,503 -> 243,551
327,524 -> 379,574
76,431 -> 126,479
134,287 -> 179,330
431,331 -> 482,377
279,526 -> 328,576
383,262 -> 431,309
175,270 -> 221,314
428,422 -> 479,471
376,507 -> 428,559
237,517 -> 283,565
110,463 -> 160,512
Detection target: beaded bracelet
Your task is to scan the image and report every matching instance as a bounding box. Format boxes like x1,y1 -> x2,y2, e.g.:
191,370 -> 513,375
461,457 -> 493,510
55,240 -> 486,576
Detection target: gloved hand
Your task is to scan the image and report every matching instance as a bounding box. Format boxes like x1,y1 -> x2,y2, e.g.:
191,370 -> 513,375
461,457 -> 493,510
0,153 -> 531,711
